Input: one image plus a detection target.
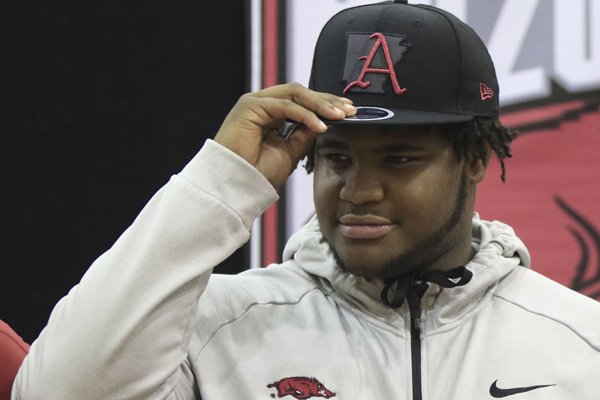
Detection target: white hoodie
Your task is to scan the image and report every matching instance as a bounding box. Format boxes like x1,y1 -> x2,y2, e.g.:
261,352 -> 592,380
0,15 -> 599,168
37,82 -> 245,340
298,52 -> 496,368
13,140 -> 600,399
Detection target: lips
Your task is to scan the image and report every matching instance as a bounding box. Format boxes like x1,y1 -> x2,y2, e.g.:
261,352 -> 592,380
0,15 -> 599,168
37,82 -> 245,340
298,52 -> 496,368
338,214 -> 395,239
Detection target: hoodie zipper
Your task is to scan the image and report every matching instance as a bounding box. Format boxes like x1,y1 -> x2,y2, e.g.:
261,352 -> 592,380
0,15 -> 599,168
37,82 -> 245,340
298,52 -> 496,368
380,267 -> 473,400
409,302 -> 422,400
407,280 -> 426,400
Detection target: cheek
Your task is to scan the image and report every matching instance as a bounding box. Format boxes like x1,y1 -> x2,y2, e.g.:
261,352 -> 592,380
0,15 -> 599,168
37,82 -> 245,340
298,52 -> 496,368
313,167 -> 342,220
395,182 -> 436,224
400,165 -> 463,221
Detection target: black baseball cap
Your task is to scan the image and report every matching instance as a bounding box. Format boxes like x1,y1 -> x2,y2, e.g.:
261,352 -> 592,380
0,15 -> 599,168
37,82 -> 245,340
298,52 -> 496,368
309,0 -> 499,125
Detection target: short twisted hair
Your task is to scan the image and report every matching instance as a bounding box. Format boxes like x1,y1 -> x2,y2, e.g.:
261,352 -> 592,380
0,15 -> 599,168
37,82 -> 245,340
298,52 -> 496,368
303,117 -> 518,182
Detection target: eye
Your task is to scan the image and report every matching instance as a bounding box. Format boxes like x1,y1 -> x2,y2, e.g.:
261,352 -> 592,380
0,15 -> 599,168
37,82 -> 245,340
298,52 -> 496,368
386,155 -> 413,164
325,153 -> 350,163
320,153 -> 352,169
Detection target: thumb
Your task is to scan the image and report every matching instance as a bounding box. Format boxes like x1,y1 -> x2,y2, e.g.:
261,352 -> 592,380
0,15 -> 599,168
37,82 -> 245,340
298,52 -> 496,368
284,124 -> 322,167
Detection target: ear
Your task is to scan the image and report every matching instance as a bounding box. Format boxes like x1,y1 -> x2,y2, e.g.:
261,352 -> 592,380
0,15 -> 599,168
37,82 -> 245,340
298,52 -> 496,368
466,144 -> 491,184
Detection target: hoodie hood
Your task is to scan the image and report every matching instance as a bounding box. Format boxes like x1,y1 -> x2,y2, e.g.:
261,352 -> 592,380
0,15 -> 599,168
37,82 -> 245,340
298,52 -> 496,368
282,213 -> 531,325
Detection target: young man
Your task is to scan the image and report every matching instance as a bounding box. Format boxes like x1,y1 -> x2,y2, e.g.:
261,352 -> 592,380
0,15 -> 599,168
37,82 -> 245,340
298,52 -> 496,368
13,2 -> 600,399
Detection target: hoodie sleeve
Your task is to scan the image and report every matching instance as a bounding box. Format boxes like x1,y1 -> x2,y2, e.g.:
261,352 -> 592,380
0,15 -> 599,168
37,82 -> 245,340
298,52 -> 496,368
12,139 -> 278,400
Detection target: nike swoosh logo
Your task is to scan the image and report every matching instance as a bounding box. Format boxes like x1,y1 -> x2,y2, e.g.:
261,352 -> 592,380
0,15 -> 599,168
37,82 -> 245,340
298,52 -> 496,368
489,380 -> 555,398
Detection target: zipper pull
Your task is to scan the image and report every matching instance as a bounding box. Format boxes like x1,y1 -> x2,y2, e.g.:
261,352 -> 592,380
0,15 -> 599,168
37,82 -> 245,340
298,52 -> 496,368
408,279 -> 426,332
412,315 -> 421,330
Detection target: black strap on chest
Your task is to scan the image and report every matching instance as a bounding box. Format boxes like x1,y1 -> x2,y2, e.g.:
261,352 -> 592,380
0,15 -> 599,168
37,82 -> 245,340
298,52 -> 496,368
380,266 -> 473,309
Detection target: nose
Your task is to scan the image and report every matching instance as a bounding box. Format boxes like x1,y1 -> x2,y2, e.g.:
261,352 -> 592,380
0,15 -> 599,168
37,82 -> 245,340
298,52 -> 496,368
339,165 -> 384,205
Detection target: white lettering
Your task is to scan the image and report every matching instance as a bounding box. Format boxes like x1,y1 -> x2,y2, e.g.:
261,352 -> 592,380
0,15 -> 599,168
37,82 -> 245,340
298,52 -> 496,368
554,0 -> 600,91
487,0 -> 548,105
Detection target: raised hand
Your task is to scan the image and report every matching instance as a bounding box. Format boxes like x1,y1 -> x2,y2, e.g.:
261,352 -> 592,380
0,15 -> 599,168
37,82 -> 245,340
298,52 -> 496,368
214,83 -> 356,190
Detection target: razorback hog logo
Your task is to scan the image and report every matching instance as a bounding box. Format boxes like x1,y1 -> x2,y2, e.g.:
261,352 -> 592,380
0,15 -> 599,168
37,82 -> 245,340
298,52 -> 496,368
477,97 -> 600,300
267,377 -> 336,399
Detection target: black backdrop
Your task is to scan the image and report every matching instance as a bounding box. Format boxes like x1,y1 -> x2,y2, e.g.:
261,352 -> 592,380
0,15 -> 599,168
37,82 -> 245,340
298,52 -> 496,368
1,0 -> 248,342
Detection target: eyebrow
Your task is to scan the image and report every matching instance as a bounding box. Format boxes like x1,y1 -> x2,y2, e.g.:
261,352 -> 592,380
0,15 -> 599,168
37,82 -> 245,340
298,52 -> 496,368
314,139 -> 349,151
372,143 -> 425,153
315,138 -> 425,153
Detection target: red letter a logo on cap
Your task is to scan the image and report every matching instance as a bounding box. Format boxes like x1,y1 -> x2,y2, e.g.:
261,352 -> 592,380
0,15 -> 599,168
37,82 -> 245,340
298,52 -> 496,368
344,32 -> 407,96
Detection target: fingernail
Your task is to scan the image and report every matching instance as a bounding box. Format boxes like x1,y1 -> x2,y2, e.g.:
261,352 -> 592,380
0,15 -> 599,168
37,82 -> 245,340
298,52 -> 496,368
317,120 -> 327,131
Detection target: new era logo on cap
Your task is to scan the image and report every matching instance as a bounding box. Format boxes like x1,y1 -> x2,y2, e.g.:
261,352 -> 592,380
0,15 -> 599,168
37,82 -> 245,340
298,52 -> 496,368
480,83 -> 494,101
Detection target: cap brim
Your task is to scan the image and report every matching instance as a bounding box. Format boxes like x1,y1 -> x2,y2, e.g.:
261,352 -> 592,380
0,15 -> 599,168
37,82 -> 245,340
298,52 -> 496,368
323,106 -> 474,126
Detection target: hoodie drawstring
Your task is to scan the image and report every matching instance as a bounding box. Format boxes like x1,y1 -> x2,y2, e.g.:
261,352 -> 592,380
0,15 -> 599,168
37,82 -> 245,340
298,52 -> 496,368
380,266 -> 473,309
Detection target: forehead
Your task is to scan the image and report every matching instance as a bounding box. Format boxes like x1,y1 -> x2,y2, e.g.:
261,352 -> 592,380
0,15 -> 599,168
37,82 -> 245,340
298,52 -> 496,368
316,124 -> 449,149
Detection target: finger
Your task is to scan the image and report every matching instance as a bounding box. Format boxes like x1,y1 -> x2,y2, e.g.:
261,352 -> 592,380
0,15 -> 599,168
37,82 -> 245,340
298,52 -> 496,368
253,83 -> 356,120
284,124 -> 321,165
247,97 -> 328,133
292,89 -> 357,119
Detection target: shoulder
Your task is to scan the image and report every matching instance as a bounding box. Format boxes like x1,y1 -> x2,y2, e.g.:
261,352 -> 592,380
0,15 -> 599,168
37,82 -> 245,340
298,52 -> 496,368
208,262 -> 325,305
194,262 -> 328,335
493,267 -> 600,350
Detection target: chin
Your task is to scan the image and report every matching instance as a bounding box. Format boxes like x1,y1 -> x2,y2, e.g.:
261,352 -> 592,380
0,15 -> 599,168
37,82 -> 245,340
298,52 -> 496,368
324,233 -> 418,279
335,254 -> 406,279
